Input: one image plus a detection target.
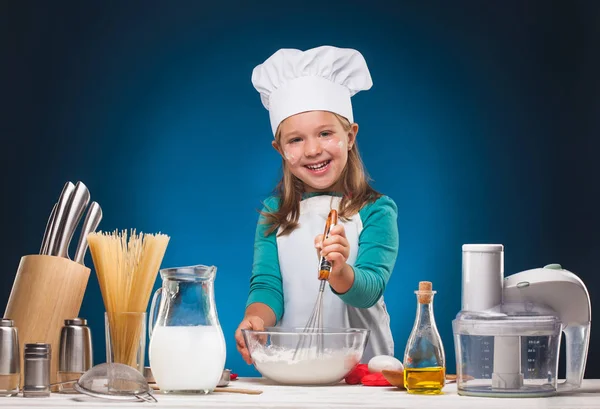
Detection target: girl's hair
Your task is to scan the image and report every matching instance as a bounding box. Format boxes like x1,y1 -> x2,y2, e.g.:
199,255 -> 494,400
261,112 -> 381,236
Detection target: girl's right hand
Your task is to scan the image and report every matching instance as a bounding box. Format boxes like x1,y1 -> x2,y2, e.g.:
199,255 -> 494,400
235,315 -> 265,364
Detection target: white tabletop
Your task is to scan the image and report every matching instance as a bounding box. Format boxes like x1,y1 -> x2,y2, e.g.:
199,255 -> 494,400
2,378 -> 600,408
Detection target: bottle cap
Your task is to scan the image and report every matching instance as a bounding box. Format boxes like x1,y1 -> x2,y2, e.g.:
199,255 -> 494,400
416,281 -> 436,303
24,343 -> 51,358
65,318 -> 88,326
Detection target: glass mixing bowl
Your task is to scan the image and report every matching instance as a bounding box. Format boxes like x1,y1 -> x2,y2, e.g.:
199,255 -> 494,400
242,327 -> 370,385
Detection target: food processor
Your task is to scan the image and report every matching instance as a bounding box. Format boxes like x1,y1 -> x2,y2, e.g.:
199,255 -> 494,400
452,244 -> 591,397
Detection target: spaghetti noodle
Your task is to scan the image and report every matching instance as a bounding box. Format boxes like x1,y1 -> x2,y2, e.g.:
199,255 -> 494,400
87,230 -> 170,368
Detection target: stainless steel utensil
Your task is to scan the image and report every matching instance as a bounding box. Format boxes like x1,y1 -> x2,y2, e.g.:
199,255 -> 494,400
55,181 -> 90,259
23,343 -> 51,398
40,203 -> 57,255
73,202 -> 102,265
0,319 -> 20,397
73,363 -> 157,402
59,318 -> 93,373
46,182 -> 75,256
293,209 -> 338,360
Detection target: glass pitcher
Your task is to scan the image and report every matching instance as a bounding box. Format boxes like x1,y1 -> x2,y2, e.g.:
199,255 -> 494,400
148,265 -> 226,394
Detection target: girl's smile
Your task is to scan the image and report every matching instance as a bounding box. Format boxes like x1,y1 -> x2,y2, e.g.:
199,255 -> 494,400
275,111 -> 356,192
304,159 -> 332,174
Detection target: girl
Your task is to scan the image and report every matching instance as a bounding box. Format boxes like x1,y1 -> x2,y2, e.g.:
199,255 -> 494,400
235,46 -> 399,364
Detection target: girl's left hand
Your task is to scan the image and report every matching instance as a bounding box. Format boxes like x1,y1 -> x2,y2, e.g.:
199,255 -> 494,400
314,224 -> 350,276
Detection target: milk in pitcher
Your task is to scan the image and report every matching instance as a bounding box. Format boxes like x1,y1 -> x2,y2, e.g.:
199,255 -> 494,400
149,325 -> 226,393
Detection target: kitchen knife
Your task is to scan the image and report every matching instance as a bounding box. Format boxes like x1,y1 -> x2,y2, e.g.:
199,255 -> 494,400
55,181 -> 90,259
73,201 -> 102,265
39,203 -> 57,255
46,181 -> 75,256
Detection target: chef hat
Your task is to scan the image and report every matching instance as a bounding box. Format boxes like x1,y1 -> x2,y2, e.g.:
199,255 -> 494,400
251,45 -> 373,136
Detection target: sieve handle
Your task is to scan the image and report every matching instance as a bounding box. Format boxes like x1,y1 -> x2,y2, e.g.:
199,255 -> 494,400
148,288 -> 162,339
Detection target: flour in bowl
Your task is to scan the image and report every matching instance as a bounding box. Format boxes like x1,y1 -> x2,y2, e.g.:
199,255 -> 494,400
252,346 -> 361,385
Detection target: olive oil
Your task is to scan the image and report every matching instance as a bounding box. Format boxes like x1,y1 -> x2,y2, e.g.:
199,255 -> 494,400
403,281 -> 446,395
404,366 -> 445,395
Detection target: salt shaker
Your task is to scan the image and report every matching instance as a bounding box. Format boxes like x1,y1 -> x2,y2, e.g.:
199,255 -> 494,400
0,319 -> 20,397
58,318 -> 93,393
23,343 -> 51,397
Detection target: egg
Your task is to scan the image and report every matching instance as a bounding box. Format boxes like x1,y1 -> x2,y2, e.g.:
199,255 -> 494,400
368,355 -> 404,373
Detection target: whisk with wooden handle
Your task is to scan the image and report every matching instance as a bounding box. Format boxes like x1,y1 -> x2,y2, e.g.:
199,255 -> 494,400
293,209 -> 338,360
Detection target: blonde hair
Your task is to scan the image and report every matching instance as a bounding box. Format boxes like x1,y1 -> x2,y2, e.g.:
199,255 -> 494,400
262,112 -> 381,236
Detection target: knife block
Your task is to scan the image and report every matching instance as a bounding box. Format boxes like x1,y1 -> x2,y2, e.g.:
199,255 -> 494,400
4,254 -> 90,386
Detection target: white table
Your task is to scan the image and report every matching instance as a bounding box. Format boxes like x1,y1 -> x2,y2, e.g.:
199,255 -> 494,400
2,378 -> 599,408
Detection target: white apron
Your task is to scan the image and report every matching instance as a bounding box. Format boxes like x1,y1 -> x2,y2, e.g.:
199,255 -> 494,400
276,195 -> 394,361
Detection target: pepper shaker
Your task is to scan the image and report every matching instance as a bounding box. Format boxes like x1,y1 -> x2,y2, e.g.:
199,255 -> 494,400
23,343 -> 51,397
58,318 -> 93,393
0,319 -> 20,397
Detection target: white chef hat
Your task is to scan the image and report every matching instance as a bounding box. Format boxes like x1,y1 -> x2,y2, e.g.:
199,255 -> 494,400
251,45 -> 373,136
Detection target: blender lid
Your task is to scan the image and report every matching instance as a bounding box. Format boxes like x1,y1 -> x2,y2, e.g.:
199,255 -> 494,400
462,244 -> 504,252
452,308 -> 561,336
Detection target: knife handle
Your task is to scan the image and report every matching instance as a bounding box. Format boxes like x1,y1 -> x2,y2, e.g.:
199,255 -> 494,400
46,182 -> 75,257
74,202 -> 102,265
40,203 -> 57,255
55,181 -> 90,258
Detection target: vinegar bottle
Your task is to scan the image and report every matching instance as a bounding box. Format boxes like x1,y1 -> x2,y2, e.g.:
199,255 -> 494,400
403,281 -> 446,394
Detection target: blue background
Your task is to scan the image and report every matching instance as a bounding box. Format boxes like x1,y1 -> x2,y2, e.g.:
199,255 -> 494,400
1,0 -> 598,378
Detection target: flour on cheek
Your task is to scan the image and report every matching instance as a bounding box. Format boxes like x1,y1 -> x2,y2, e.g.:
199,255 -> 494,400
322,137 -> 343,155
284,150 -> 300,166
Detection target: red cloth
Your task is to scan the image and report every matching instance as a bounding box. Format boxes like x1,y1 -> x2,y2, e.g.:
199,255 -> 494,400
361,373 -> 392,387
344,364 -> 369,385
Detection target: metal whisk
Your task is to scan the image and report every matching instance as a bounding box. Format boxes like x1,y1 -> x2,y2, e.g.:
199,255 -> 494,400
293,209 -> 338,360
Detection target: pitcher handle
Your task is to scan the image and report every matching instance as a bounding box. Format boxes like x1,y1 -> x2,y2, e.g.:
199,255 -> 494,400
557,323 -> 591,392
148,288 -> 162,339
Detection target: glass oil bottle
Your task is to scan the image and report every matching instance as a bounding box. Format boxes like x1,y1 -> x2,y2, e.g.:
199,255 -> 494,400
403,281 -> 446,394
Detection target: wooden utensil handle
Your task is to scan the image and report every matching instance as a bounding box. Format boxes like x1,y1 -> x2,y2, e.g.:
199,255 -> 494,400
150,384 -> 263,395
213,387 -> 263,395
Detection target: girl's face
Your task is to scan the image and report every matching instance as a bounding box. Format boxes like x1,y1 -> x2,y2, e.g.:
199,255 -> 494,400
274,111 -> 357,192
